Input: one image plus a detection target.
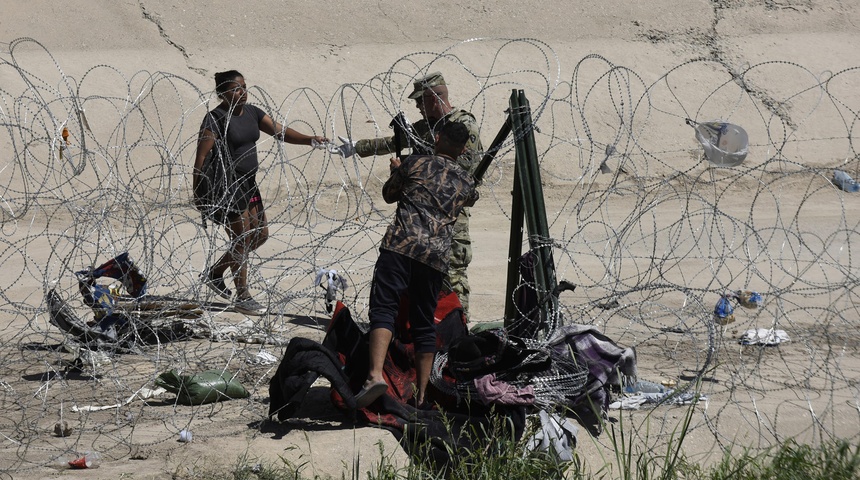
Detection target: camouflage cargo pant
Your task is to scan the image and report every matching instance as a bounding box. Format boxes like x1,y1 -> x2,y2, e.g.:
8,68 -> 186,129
444,236 -> 472,319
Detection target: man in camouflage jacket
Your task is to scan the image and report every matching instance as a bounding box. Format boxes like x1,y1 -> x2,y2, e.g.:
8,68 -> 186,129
354,121 -> 478,409
333,72 -> 483,318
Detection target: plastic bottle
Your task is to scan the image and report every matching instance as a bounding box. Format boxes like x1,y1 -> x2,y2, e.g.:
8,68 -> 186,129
833,170 -> 860,193
625,380 -> 665,394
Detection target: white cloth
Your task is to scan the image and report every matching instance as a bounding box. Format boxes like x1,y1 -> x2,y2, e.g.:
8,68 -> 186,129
314,268 -> 348,303
524,410 -> 578,462
247,350 -> 278,365
609,390 -> 706,410
739,328 -> 790,346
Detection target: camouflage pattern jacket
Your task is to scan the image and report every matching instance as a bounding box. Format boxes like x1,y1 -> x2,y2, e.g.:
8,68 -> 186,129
355,108 -> 483,242
380,153 -> 477,273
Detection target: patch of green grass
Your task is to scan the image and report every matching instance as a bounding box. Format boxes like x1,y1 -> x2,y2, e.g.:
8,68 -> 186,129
171,447 -> 324,480
172,436 -> 860,480
706,438 -> 860,480
171,406 -> 860,480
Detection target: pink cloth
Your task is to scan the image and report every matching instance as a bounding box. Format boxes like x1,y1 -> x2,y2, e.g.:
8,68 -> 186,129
474,374 -> 535,406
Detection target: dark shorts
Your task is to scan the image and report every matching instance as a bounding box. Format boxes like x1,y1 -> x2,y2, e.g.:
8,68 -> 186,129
213,172 -> 263,225
369,249 -> 443,353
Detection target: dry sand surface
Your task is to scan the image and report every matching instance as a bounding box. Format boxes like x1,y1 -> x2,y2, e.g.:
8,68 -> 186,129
2,1 -> 860,478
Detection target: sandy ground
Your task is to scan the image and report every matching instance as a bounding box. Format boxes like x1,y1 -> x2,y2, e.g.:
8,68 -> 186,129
2,1 -> 860,478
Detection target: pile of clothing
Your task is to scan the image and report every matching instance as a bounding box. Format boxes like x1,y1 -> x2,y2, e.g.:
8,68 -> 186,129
268,293 -> 637,467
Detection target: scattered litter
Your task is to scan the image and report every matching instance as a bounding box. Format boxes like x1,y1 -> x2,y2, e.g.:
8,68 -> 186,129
609,390 -> 706,410
625,379 -> 667,394
68,451 -> 99,469
54,421 -> 72,437
733,290 -> 763,309
833,170 -> 860,192
178,429 -> 192,443
687,118 -> 749,167
247,350 -> 278,365
713,295 -> 735,325
314,268 -> 348,313
75,348 -> 113,371
714,289 -> 763,326
211,318 -> 287,344
739,328 -> 790,346
72,386 -> 166,413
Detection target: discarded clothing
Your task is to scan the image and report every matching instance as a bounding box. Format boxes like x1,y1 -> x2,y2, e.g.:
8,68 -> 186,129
74,253 -> 148,336
76,252 -> 148,299
524,410 -> 578,462
269,294 -> 527,471
47,289 -> 198,349
474,373 -> 536,406
609,390 -> 706,410
47,288 -> 118,347
314,268 -> 348,313
48,253 -> 208,349
268,336 -> 357,420
739,328 -> 790,346
431,327 -> 587,411
546,324 -> 637,436
446,328 -> 552,382
247,350 -> 278,365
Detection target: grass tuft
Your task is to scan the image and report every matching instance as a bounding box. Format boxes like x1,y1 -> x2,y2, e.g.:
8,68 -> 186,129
171,403 -> 860,480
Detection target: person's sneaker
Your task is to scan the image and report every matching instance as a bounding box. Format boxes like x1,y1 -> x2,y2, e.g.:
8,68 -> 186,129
201,271 -> 232,300
234,296 -> 267,316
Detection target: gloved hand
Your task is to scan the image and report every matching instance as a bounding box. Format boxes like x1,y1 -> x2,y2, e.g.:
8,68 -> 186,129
329,135 -> 356,157
310,137 -> 330,150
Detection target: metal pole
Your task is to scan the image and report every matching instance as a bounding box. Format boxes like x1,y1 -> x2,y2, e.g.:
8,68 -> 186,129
502,89 -> 559,338
518,91 -> 559,335
473,116 -> 512,185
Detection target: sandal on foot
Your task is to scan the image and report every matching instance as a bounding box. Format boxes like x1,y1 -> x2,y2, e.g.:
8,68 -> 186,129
354,380 -> 388,408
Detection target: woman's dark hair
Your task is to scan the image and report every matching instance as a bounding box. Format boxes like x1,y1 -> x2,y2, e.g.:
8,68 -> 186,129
214,70 -> 244,94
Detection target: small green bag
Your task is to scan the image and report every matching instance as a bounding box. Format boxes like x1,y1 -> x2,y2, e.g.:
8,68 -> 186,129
155,369 -> 249,405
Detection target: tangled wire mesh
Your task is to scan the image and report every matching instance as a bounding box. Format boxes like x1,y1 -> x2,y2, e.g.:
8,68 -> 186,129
1,37 -> 858,472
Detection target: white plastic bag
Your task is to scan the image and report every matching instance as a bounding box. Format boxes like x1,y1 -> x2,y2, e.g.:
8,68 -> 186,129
688,119 -> 749,167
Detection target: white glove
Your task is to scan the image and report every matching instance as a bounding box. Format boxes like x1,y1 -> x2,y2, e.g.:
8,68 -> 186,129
329,135 -> 356,157
310,139 -> 329,150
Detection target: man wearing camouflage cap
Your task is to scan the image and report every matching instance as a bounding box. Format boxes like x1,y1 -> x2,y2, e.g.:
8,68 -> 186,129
332,72 -> 483,319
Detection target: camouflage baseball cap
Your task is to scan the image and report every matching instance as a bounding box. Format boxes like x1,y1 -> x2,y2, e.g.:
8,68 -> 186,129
407,71 -> 446,99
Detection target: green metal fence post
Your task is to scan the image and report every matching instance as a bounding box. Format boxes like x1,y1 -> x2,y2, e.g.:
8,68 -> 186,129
502,89 -> 559,338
